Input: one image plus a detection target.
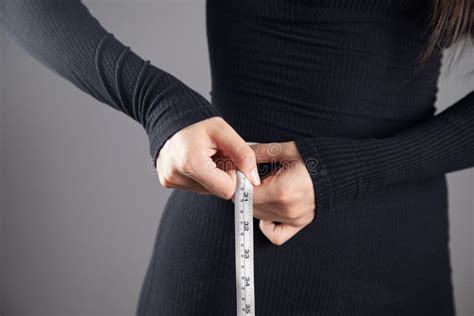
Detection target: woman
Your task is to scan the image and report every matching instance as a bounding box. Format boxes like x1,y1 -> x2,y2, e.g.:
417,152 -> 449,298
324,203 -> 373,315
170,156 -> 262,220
1,0 -> 473,315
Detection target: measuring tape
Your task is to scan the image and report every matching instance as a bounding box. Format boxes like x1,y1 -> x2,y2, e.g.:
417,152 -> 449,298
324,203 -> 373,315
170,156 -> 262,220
234,171 -> 255,315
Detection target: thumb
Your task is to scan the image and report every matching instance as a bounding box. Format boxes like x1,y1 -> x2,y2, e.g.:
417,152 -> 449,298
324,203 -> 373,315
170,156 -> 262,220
212,124 -> 260,186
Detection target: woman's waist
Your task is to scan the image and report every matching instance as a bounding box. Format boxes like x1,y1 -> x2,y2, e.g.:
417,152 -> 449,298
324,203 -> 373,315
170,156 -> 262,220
211,84 -> 436,142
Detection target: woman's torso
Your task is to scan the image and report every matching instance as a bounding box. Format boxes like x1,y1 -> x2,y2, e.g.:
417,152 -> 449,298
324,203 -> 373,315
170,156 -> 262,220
138,1 -> 454,314
207,0 -> 441,142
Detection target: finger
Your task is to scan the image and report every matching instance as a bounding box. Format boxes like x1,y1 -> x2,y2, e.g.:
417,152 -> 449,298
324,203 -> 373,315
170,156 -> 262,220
251,142 -> 298,163
254,204 -> 313,227
212,126 -> 260,186
168,173 -> 211,195
184,156 -> 236,200
253,168 -> 283,205
157,157 -> 212,195
252,205 -> 281,222
173,184 -> 212,195
259,220 -> 304,246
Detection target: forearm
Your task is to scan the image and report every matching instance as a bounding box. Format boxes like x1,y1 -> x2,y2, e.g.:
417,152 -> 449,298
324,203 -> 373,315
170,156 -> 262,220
296,91 -> 474,214
0,0 -> 219,158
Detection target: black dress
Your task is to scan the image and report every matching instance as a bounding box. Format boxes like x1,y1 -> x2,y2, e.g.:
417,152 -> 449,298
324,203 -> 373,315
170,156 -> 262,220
1,1 -> 473,315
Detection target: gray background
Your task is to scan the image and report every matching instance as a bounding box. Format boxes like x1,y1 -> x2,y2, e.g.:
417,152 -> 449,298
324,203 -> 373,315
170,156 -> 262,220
0,1 -> 473,315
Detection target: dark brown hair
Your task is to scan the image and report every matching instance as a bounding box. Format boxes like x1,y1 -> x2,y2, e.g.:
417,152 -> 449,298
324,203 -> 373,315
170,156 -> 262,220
421,0 -> 474,64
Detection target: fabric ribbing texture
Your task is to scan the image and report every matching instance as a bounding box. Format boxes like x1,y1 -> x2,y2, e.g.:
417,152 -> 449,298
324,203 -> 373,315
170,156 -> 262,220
1,0 -> 473,315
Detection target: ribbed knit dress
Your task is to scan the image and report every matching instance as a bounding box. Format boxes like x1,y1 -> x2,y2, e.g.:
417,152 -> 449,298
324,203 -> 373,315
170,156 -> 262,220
1,0 -> 473,315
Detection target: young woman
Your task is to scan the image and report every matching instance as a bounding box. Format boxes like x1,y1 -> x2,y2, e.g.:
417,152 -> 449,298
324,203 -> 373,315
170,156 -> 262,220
1,0 -> 473,314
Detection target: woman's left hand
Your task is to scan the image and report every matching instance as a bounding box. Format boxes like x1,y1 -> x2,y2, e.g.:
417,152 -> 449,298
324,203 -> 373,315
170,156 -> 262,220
250,142 -> 315,245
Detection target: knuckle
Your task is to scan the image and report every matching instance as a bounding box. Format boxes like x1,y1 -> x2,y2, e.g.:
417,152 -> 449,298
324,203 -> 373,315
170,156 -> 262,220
180,157 -> 194,175
208,117 -> 227,132
162,169 -> 178,184
284,208 -> 299,220
237,145 -> 255,167
214,116 -> 226,126
162,180 -> 173,188
221,190 -> 234,200
158,174 -> 173,188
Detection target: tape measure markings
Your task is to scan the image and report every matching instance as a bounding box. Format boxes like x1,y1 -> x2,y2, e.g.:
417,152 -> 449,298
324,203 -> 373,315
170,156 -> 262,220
235,171 -> 255,315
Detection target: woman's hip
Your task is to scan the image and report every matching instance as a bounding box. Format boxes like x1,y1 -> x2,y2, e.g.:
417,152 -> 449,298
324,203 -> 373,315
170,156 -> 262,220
138,176 -> 453,315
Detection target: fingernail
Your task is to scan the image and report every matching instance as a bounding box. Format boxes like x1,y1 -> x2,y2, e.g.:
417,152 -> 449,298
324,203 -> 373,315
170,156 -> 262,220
250,167 -> 261,185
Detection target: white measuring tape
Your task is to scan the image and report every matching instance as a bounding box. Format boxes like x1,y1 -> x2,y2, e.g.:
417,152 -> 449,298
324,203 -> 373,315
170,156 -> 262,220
234,171 -> 255,315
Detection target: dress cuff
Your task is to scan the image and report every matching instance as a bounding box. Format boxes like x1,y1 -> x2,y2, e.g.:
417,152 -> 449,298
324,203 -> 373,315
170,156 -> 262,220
295,136 -> 379,217
146,84 -> 220,162
294,138 -> 334,218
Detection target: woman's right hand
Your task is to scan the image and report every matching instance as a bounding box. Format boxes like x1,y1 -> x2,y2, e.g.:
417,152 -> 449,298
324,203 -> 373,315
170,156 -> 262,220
156,117 -> 261,199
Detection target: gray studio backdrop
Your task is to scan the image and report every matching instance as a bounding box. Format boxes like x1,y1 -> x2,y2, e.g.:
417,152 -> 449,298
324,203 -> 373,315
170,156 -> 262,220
0,1 -> 473,315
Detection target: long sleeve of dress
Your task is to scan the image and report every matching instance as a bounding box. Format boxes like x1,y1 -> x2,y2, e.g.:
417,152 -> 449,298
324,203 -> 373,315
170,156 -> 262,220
0,0 -> 220,160
295,91 -> 474,215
